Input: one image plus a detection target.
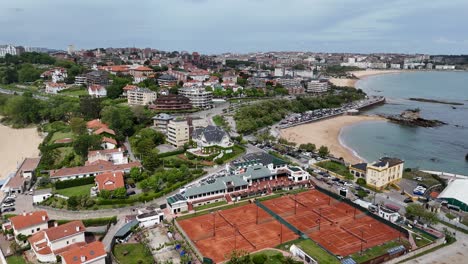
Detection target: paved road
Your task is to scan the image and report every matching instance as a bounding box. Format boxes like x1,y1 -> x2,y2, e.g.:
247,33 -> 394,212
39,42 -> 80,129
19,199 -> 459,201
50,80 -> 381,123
404,223 -> 468,264
102,218 -> 126,251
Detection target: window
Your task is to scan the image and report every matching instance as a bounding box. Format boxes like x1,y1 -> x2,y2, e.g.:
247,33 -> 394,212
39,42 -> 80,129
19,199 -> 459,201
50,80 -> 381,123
37,228 -> 40,231
67,241 -> 69,245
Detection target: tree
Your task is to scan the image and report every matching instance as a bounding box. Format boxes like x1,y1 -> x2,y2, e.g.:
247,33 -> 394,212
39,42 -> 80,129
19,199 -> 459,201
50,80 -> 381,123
113,187 -> 127,198
299,143 -> 316,152
107,75 -> 132,99
318,145 -> 330,158
101,105 -> 136,140
70,117 -> 87,135
142,149 -> 161,172
79,96 -> 102,119
99,189 -> 111,199
3,92 -> 43,125
17,63 -> 41,83
226,250 -> 252,264
406,204 -> 439,224
73,134 -> 102,157
130,167 -> 145,182
67,196 -> 78,210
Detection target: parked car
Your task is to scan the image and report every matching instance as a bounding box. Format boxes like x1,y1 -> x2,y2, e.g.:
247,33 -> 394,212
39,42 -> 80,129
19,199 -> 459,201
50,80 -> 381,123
404,197 -> 413,203
2,203 -> 15,208
343,182 -> 353,187
2,207 -> 15,213
7,194 -> 17,199
4,198 -> 15,204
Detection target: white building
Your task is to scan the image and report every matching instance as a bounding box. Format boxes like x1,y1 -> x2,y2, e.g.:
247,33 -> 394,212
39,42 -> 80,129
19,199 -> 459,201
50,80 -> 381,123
366,157 -> 404,189
33,189 -> 53,204
192,125 -> 233,149
166,194 -> 189,214
87,148 -> 128,165
29,221 -> 86,263
435,65 -> 456,70
307,79 -> 329,93
0,45 -> 18,57
378,206 -> 401,223
136,207 -> 165,228
127,87 -> 157,106
88,85 -> 107,97
45,82 -> 67,94
178,87 -> 213,109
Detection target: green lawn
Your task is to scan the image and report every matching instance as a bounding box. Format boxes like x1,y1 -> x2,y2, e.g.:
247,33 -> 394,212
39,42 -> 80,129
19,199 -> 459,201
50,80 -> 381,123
113,243 -> 154,264
49,131 -> 73,144
413,234 -> 432,248
277,239 -> 340,264
316,161 -> 354,180
6,256 -> 28,264
251,249 -> 289,264
194,200 -> 228,211
350,241 -> 407,263
55,184 -> 94,197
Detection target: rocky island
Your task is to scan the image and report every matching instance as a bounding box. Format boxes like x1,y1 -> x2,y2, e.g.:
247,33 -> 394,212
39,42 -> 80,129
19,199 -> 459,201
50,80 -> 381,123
385,108 -> 447,127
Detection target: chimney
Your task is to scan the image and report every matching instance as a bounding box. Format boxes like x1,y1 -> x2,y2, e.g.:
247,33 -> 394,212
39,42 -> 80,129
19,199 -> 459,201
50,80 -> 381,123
42,215 -> 46,221
54,222 -> 58,227
81,256 -> 86,262
76,226 -> 80,232
23,211 -> 26,216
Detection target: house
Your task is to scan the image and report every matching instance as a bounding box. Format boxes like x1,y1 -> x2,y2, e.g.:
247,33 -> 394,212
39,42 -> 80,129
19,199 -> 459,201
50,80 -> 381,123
29,221 -> 86,263
86,119 -> 108,131
3,157 -> 41,194
349,163 -> 368,178
41,68 -> 68,83
101,137 -> 117,149
152,113 -> 174,133
166,193 -> 188,214
98,65 -> 130,75
87,148 -> 128,165
95,171 -> 125,191
130,66 -> 154,83
136,207 -> 165,228
61,241 -> 107,264
85,71 -> 110,87
365,157 -> 404,189
127,87 -> 157,106
88,85 -> 107,97
149,94 -> 192,111
222,70 -> 237,83
167,119 -> 192,148
45,82 -> 67,94
122,84 -> 137,96
6,211 -> 49,239
93,127 -> 116,137
49,160 -> 141,181
157,74 -> 178,87
192,125 -> 233,150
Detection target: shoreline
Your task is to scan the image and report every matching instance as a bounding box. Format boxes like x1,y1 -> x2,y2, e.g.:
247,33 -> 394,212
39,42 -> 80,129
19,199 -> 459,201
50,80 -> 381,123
330,69 -> 403,88
280,115 -> 386,164
0,120 -> 43,180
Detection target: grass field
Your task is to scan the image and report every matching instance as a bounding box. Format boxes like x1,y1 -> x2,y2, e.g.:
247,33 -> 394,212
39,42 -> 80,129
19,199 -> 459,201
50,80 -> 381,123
277,239 -> 340,264
55,184 -> 94,197
350,241 -> 406,263
251,249 -> 290,264
194,200 -> 227,211
6,256 -> 28,264
113,243 -> 154,264
316,160 -> 354,179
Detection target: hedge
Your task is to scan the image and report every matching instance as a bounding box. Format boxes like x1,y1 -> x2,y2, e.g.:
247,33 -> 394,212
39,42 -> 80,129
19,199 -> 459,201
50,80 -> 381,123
158,148 -> 186,158
56,216 -> 118,227
55,177 -> 96,189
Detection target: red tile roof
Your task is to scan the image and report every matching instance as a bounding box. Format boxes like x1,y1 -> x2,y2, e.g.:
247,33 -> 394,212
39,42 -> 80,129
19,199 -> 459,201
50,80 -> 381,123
93,127 -> 116,136
88,85 -> 105,92
95,171 -> 125,191
45,221 -> 85,242
123,84 -> 138,91
102,137 -> 117,145
49,160 -> 141,178
134,66 -> 153,71
10,211 -> 49,230
5,157 -> 41,189
86,119 -> 108,130
61,241 -> 106,264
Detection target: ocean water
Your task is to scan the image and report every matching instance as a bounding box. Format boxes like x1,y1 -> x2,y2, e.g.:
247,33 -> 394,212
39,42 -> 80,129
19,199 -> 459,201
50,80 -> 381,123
340,71 -> 468,175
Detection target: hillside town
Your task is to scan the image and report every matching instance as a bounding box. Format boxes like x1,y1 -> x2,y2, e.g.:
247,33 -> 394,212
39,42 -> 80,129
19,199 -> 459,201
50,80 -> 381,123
0,44 -> 467,264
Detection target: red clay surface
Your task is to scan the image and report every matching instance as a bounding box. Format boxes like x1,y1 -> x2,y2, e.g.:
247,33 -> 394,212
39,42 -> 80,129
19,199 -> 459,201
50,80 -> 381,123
178,203 -> 298,263
261,190 -> 402,256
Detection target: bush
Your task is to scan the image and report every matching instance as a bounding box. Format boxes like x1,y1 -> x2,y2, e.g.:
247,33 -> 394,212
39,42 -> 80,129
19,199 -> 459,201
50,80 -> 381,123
356,178 -> 366,185
157,148 -> 186,158
55,177 -> 95,189
252,254 -> 267,264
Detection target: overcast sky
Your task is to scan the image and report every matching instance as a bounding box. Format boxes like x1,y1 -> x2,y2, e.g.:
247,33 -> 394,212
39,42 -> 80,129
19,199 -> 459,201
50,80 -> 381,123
1,0 -> 467,54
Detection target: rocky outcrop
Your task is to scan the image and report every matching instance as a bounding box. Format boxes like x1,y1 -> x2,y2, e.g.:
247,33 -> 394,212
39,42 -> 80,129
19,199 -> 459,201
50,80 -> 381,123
385,109 -> 447,127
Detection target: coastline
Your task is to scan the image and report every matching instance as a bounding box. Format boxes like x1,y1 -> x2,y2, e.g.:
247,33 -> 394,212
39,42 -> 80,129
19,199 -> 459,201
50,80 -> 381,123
0,120 -> 43,180
280,115 -> 386,164
330,69 -> 403,88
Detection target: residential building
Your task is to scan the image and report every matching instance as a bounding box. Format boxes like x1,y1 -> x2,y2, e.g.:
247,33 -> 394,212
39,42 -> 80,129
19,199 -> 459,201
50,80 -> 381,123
178,87 -> 213,109
122,84 -> 137,96
349,163 -> 367,178
167,119 -> 191,148
130,66 -> 154,83
6,211 -> 49,239
87,148 -> 128,165
45,82 -> 67,94
86,119 -> 108,131
29,221 -> 86,263
0,44 -> 19,57
127,87 -> 157,105
33,189 -> 53,204
93,127 -> 116,137
74,75 -> 87,86
136,207 -> 165,228
149,94 -> 192,111
277,77 -> 302,89
222,70 -> 237,83
3,157 -> 40,194
98,65 -> 130,75
192,125 -> 233,149
287,86 -> 305,95
88,85 -> 107,97
85,71 -> 110,87
435,65 -> 456,70
61,241 -> 107,264
365,157 -> 404,189
49,160 -> 141,181
157,74 -> 178,87
95,171 -> 125,191
152,113 -> 174,133
41,68 -> 68,83
307,79 -> 329,93
101,137 -> 117,149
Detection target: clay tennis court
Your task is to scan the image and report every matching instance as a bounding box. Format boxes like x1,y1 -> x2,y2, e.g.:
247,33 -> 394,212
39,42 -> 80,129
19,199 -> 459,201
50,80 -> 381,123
261,190 -> 401,256
178,203 -> 298,263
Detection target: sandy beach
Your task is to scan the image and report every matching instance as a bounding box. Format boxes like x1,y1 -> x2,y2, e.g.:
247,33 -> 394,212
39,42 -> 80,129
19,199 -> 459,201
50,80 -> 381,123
330,69 -> 402,88
0,122 -> 43,179
280,115 -> 386,164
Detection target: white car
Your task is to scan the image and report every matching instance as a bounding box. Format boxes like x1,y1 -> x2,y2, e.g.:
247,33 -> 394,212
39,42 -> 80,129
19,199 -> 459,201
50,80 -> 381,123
8,194 -> 17,199
343,182 -> 353,187
2,203 -> 15,208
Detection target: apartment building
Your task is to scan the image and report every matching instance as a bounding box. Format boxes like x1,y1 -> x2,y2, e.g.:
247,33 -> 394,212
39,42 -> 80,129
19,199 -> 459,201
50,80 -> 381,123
365,157 -> 404,189
150,94 -> 192,111
127,87 -> 157,105
152,113 -> 174,133
307,79 -> 329,93
85,71 -> 110,87
178,87 -> 213,109
167,119 -> 191,148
